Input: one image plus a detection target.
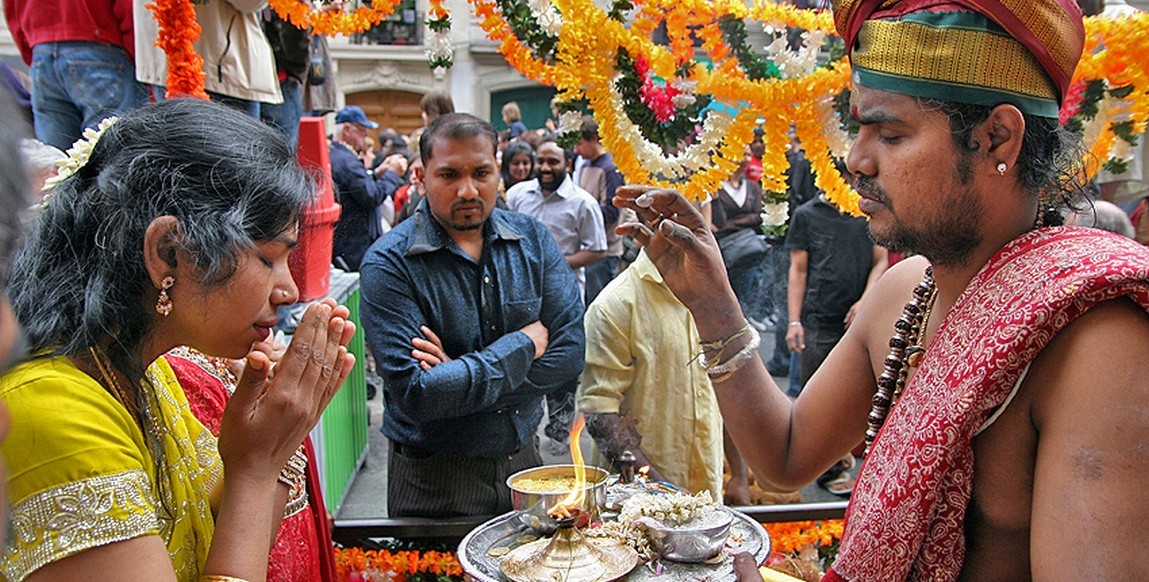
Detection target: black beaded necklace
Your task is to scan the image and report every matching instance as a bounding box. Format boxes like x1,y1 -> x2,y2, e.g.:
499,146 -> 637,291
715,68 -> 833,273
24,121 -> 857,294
864,267 -> 938,457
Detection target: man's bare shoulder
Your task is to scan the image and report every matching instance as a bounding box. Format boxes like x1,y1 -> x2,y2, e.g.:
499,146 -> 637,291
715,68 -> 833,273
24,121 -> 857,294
847,255 -> 931,347
1023,297 -> 1149,578
1028,296 -> 1149,425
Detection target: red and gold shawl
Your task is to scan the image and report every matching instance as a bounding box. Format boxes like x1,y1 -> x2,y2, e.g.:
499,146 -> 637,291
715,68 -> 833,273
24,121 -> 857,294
830,0 -> 1085,118
825,227 -> 1149,581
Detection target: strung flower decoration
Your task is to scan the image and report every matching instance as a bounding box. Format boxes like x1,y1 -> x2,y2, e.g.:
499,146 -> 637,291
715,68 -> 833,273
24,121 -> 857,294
268,0 -> 400,37
426,0 -> 453,70
419,0 -> 1149,211
40,116 -> 119,206
1066,14 -> 1149,180
552,109 -> 585,148
528,0 -> 563,36
147,0 -> 209,99
761,200 -> 790,237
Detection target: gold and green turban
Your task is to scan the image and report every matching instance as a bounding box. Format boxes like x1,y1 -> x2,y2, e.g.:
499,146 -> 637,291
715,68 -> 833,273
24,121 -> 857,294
832,0 -> 1085,118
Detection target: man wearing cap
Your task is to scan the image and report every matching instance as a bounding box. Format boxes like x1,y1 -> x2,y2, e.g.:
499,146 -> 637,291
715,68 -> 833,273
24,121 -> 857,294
330,105 -> 407,271
615,1 -> 1149,580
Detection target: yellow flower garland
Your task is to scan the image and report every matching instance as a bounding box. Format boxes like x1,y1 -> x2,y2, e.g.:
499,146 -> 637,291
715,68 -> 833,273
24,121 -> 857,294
453,1 -> 1149,212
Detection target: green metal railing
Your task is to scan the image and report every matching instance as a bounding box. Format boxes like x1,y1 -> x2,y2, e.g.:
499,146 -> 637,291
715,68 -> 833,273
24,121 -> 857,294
318,280 -> 369,514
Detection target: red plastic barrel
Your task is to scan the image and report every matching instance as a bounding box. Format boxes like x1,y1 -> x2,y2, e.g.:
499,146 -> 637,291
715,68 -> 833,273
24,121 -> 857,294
289,117 -> 341,301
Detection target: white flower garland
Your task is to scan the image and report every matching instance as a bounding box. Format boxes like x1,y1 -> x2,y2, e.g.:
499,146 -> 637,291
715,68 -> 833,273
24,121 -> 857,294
761,201 -> 789,229
761,26 -> 827,79
606,75 -> 736,179
815,95 -> 852,160
552,109 -> 584,145
528,0 -> 563,36
40,116 -> 118,207
425,28 -> 454,69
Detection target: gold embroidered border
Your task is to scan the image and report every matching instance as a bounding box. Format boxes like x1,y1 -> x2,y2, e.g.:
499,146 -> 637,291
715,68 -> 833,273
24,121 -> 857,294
3,469 -> 159,582
854,18 -> 1057,101
283,485 -> 309,519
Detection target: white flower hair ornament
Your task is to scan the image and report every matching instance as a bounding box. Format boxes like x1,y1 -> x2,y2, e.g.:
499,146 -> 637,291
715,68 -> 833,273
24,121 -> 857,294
39,116 -> 119,207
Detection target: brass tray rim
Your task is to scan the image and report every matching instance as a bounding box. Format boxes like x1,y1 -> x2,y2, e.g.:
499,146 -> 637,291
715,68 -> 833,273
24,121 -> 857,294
458,505 -> 772,582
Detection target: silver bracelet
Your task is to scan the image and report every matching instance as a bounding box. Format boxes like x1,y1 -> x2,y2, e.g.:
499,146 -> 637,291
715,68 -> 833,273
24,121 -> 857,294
698,326 -> 760,382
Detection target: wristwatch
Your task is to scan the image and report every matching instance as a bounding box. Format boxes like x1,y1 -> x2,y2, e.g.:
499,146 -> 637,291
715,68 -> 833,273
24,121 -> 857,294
788,321 -> 802,327
366,167 -> 375,178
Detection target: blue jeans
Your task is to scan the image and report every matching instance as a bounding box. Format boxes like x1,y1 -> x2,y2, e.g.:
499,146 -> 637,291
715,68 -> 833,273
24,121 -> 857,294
584,256 -> 619,306
259,79 -> 303,151
31,42 -> 146,151
787,352 -> 803,397
155,81 -> 301,150
727,259 -> 761,318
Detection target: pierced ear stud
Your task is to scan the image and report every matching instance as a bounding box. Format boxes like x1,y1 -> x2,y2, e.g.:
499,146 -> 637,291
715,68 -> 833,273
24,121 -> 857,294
996,162 -> 1008,175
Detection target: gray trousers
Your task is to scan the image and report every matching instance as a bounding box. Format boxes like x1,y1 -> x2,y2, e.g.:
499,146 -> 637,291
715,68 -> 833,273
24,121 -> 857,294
387,437 -> 542,518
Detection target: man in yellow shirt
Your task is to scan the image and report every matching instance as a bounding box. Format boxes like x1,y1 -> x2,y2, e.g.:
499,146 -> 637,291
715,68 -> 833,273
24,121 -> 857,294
578,250 -> 724,498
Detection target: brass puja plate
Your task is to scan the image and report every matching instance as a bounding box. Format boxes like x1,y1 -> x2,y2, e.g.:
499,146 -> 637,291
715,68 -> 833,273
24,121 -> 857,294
500,529 -> 638,582
458,507 -> 771,582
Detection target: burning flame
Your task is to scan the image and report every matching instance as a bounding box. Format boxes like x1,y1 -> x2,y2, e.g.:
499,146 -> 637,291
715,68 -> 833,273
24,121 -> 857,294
549,414 -> 587,520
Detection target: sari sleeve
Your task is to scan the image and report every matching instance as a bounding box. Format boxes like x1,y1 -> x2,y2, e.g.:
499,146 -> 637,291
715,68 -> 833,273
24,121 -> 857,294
0,358 -> 161,582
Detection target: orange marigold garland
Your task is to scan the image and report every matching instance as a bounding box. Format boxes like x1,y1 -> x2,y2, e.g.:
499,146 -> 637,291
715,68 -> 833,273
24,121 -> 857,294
147,0 -> 208,99
469,0 -> 557,84
269,0 -> 400,37
334,547 -> 464,581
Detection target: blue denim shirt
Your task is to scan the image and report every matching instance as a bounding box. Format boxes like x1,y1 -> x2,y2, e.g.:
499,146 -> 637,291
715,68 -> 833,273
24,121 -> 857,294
360,202 -> 585,458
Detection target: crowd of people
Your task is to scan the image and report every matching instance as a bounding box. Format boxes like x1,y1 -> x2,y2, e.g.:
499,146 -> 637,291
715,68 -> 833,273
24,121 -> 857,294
1,0 -> 1149,581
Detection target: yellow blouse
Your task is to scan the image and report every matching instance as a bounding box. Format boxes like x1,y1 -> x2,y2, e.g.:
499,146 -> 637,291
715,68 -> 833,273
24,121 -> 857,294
0,356 -> 222,581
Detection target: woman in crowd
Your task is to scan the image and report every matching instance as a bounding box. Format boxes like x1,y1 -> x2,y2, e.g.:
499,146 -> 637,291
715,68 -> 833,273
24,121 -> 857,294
500,139 -> 536,194
1,98 -> 355,582
501,101 -> 529,138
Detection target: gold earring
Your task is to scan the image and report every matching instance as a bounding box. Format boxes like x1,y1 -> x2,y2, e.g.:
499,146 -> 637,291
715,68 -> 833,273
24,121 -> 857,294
996,162 -> 1008,175
155,276 -> 174,316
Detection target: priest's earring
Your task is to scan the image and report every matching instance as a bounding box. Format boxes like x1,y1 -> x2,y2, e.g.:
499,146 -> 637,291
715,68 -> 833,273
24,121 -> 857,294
155,276 -> 175,317
996,162 -> 1008,176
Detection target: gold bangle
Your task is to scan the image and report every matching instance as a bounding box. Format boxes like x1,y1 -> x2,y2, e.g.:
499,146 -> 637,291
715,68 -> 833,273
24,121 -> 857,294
201,576 -> 251,582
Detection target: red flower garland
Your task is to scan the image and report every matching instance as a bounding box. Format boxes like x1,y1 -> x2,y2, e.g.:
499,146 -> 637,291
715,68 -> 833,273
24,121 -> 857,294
634,55 -> 682,123
147,0 -> 209,100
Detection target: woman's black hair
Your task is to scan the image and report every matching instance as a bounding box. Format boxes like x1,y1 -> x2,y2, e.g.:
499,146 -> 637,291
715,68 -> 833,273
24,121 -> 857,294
500,140 -> 537,189
11,96 -> 314,421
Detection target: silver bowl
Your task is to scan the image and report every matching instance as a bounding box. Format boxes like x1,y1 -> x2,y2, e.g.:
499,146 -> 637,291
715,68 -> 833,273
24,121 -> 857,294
506,464 -> 609,534
640,507 -> 734,563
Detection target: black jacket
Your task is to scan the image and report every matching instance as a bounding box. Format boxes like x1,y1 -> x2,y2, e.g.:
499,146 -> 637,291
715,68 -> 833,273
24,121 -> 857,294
329,142 -> 403,271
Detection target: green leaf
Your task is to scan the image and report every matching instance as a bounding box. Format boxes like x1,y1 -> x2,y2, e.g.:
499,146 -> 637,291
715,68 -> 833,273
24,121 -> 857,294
1109,84 -> 1135,99
607,0 -> 634,22
718,15 -> 780,81
1104,157 -> 1130,175
1112,120 -> 1140,147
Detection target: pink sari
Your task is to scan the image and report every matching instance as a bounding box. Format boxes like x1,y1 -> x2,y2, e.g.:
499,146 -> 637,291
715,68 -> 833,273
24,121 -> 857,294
166,348 -> 337,582
826,227 -> 1149,581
